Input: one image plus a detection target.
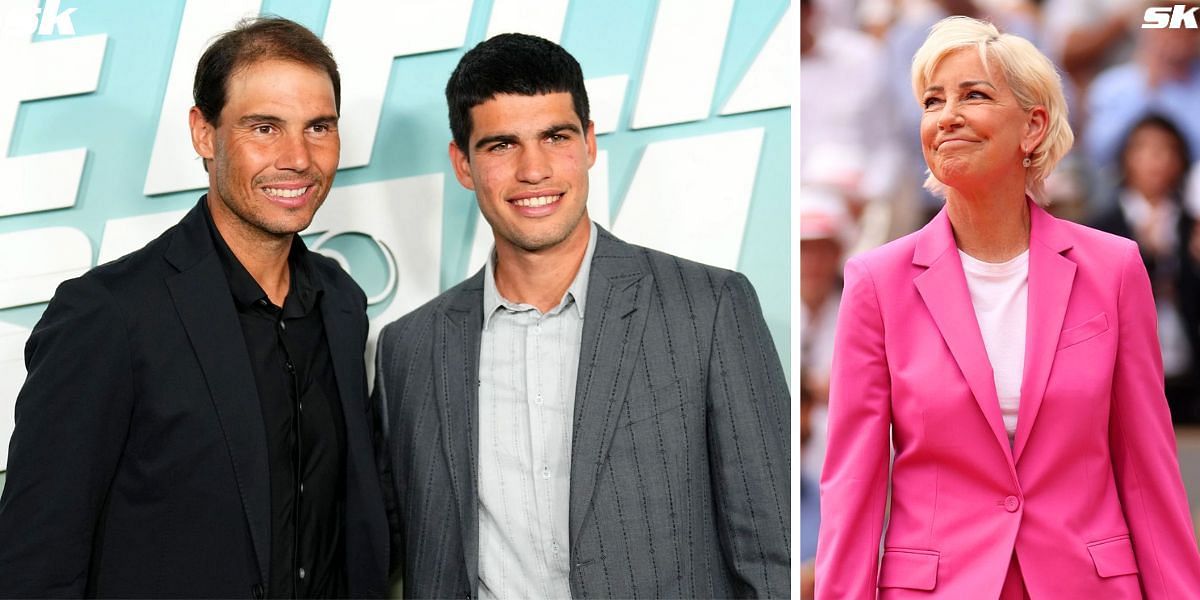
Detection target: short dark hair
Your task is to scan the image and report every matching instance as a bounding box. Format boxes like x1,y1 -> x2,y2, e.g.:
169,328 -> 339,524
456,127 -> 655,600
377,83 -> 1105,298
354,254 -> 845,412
1120,112 -> 1193,178
445,33 -> 590,152
193,16 -> 340,126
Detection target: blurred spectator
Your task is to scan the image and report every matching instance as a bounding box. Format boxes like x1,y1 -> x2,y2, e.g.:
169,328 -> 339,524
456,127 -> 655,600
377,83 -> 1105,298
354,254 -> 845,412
799,141 -> 910,256
1093,113 -> 1200,422
799,186 -> 852,487
1187,157 -> 1200,221
800,187 -> 852,404
1085,19 -> 1200,174
1042,0 -> 1141,92
799,370 -> 819,600
801,0 -> 906,228
814,0 -> 867,30
800,185 -> 852,600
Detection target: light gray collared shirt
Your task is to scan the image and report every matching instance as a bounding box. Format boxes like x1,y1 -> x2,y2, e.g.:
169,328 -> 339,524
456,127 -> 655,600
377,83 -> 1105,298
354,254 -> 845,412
477,221 -> 598,600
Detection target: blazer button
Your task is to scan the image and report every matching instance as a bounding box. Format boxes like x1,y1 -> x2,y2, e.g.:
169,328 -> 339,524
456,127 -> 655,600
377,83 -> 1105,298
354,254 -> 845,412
251,584 -> 264,599
1003,495 -> 1020,512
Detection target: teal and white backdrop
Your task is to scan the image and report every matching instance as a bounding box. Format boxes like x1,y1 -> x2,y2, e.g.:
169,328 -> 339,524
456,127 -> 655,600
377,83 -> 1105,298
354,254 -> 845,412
0,0 -> 793,471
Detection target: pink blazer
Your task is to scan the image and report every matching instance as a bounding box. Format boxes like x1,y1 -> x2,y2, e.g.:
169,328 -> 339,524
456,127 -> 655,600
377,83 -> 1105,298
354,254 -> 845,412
815,202 -> 1200,598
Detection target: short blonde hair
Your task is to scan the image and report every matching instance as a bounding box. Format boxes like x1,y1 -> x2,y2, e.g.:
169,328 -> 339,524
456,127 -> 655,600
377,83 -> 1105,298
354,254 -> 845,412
911,16 -> 1073,205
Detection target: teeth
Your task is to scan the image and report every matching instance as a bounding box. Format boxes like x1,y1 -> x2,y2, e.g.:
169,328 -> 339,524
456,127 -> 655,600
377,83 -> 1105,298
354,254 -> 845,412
263,186 -> 308,198
512,195 -> 559,207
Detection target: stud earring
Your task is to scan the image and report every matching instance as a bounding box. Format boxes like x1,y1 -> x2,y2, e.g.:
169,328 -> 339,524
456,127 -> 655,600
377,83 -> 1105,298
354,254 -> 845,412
1022,156 -> 1032,168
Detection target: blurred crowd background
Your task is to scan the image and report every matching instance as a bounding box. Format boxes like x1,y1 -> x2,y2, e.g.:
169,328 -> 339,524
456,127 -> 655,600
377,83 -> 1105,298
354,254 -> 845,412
798,0 -> 1200,595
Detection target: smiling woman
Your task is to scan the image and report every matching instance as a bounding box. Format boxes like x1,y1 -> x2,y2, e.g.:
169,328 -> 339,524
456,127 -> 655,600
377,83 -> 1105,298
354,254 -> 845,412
910,18 -> 1072,211
918,49 -> 1042,206
816,16 -> 1200,599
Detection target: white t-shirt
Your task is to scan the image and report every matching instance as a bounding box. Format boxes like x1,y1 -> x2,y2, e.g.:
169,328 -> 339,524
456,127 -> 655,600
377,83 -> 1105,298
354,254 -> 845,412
959,249 -> 1030,441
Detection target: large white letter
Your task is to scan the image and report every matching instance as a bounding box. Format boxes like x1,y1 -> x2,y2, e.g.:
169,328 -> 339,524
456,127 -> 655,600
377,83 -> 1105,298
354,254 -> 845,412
630,0 -> 733,129
485,0 -> 568,42
143,0 -> 262,196
612,128 -> 762,269
0,227 -> 92,309
323,0 -> 472,170
0,0 -> 105,217
720,2 -> 793,115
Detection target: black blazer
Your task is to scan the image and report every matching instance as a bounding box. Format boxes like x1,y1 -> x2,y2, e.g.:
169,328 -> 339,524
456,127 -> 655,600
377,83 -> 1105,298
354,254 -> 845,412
1093,197 -> 1200,419
0,198 -> 388,598
1092,200 -> 1200,362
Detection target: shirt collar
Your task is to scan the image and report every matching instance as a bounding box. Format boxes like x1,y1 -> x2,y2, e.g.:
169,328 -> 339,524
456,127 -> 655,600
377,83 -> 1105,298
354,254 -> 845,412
202,196 -> 322,314
1118,189 -> 1181,227
482,220 -> 598,330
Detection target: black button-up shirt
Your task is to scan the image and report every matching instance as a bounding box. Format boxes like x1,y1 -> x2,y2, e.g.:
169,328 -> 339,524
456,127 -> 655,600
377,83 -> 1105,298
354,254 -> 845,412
204,206 -> 347,598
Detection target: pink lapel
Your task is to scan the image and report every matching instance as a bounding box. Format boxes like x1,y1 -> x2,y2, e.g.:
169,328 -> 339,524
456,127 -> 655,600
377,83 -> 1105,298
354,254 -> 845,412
912,209 -> 1014,462
1013,201 -> 1076,462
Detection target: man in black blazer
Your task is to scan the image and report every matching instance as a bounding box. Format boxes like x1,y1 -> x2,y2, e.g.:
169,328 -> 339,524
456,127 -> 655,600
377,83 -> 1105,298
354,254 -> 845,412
373,34 -> 790,599
0,17 -> 387,598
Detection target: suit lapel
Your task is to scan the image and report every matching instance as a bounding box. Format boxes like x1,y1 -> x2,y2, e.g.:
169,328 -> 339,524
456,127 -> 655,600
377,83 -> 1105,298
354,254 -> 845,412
321,294 -> 363,418
1013,202 -> 1075,462
321,292 -> 367,457
321,286 -> 387,589
569,230 -> 653,547
912,210 -> 1014,462
164,201 -> 271,583
435,271 -> 485,592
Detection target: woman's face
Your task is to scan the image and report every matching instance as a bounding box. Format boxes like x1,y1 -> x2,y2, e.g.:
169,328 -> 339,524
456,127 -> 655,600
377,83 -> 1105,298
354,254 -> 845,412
919,49 -> 1043,195
1124,123 -> 1185,201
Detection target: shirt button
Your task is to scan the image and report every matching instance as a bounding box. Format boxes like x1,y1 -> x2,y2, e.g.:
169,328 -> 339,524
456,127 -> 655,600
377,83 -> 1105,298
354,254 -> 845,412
279,320 -> 287,331
299,567 -> 306,579
285,361 -> 295,373
542,468 -> 551,479
534,394 -> 544,405
300,482 -> 305,494
1003,496 -> 1020,512
552,543 -> 560,554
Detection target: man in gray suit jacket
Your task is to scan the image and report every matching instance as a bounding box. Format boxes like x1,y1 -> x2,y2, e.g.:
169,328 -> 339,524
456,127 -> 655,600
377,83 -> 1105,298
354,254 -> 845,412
373,33 -> 790,599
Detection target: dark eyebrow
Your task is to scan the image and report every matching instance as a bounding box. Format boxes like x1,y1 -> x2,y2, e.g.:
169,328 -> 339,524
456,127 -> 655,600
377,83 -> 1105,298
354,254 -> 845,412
540,123 -> 582,137
472,123 -> 584,152
474,133 -> 519,152
307,114 -> 339,127
236,114 -> 339,127
237,114 -> 284,127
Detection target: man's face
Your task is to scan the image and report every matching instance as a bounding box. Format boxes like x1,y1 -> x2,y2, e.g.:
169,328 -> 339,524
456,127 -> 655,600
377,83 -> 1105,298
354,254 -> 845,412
450,92 -> 596,255
189,58 -> 339,241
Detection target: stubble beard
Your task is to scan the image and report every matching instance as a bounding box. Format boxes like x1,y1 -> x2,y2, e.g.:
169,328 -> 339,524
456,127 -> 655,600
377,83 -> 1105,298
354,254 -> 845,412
213,161 -> 326,241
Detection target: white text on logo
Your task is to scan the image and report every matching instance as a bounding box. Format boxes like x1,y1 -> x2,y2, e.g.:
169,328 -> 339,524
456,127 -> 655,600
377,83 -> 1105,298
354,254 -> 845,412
1143,5 -> 1200,29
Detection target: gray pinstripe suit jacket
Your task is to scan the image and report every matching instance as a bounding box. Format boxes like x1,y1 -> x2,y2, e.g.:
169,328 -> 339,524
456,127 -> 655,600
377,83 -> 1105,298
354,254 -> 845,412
372,227 -> 791,599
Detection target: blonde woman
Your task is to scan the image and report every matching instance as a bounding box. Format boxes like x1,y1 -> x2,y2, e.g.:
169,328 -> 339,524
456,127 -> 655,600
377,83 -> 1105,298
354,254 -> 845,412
816,16 -> 1200,598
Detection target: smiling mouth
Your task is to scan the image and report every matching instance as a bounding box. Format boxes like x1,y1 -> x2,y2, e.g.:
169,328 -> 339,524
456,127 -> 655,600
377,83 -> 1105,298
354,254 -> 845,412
938,139 -> 975,148
263,186 -> 310,198
510,194 -> 561,207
